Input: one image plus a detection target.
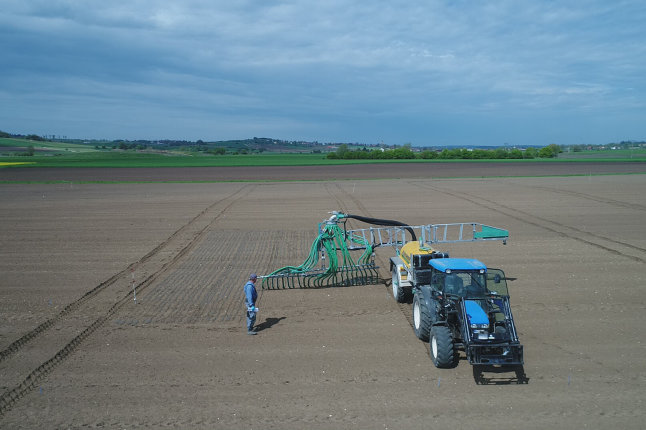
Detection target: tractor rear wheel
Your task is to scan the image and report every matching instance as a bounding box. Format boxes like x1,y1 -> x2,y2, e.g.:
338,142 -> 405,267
413,294 -> 431,341
392,266 -> 408,303
430,326 -> 455,368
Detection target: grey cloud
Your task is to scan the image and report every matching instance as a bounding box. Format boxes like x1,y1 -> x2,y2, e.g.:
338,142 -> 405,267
1,0 -> 644,144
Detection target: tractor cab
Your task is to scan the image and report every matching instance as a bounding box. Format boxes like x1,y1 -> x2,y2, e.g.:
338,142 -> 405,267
428,258 -> 510,298
429,258 -> 488,297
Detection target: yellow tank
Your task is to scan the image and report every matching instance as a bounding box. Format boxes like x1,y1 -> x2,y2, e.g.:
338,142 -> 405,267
399,241 -> 437,268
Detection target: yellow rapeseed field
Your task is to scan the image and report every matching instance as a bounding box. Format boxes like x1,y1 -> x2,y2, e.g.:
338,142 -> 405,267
0,162 -> 35,166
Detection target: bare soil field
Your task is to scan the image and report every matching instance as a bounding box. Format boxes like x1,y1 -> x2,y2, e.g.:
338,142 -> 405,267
1,160 -> 645,182
1,164 -> 645,428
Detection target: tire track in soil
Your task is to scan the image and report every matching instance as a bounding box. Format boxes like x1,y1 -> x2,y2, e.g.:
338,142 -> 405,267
498,180 -> 646,213
0,185 -> 249,363
326,183 -> 423,350
0,184 -> 255,417
409,181 -> 646,264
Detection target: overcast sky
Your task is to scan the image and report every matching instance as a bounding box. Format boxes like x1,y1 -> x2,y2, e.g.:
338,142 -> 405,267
1,1 -> 644,146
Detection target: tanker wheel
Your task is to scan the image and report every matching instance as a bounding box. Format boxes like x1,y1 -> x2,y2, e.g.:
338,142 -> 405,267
430,325 -> 456,368
391,266 -> 408,303
412,294 -> 431,341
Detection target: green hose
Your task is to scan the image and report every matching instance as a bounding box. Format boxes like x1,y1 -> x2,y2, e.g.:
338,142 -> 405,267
262,221 -> 375,289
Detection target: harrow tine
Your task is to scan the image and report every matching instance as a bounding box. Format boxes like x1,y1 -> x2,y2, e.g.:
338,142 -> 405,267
261,263 -> 380,289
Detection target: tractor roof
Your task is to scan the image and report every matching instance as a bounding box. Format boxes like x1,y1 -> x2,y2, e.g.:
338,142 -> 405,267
429,258 -> 487,272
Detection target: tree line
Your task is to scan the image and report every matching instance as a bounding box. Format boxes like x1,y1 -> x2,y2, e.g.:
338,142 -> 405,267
327,144 -> 561,160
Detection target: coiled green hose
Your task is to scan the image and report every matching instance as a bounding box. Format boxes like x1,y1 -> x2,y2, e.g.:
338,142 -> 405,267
261,221 -> 375,289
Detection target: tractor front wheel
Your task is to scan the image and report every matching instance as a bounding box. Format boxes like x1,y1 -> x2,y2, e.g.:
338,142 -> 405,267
430,326 -> 456,368
413,294 -> 431,341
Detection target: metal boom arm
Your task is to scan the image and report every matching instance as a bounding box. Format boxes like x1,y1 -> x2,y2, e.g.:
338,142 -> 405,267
344,223 -> 508,251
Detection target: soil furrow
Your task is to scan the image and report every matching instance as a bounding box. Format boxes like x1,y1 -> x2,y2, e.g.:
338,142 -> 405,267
504,182 -> 646,212
410,182 -> 646,264
0,184 -> 254,416
0,185 -> 250,362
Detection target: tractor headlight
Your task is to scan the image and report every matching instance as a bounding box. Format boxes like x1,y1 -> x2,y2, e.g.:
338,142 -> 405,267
470,323 -> 489,329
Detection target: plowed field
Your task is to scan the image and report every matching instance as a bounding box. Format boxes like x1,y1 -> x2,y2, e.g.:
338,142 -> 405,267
1,163 -> 645,429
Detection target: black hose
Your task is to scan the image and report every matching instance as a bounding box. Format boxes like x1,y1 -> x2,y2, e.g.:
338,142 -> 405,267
345,214 -> 417,242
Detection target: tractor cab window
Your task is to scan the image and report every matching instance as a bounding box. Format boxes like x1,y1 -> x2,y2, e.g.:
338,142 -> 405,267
439,271 -> 488,297
444,273 -> 464,295
486,268 -> 509,296
462,271 -> 487,297
431,272 -> 446,292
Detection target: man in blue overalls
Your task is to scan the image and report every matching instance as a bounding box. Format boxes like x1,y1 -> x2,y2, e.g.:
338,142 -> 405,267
244,273 -> 259,335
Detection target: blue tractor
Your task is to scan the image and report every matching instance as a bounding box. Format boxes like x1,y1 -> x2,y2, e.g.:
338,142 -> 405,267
406,256 -> 523,368
322,213 -> 523,369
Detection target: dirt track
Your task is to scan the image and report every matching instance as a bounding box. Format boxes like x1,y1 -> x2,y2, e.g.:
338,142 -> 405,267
1,164 -> 645,428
